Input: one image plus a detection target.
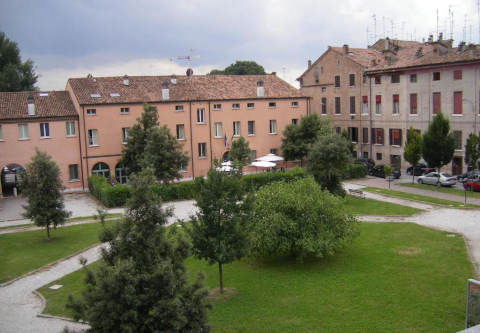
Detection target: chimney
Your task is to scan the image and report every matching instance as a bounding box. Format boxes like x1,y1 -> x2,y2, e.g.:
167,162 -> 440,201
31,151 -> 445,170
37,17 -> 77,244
123,75 -> 129,86
186,68 -> 193,77
256,79 -> 264,97
308,60 -> 312,68
384,37 -> 390,51
27,94 -> 35,116
428,35 -> 433,43
415,47 -> 424,58
438,32 -> 443,41
162,80 -> 170,100
343,44 -> 349,54
170,74 -> 177,85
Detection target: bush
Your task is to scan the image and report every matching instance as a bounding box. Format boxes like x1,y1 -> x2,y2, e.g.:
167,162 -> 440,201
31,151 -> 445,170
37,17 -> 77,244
151,181 -> 195,201
249,177 -> 358,261
88,175 -> 130,208
344,164 -> 367,179
242,167 -> 307,191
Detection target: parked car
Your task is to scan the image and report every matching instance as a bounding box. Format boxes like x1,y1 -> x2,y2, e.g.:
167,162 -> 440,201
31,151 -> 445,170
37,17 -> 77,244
457,170 -> 480,183
354,158 -> 375,172
406,163 -> 435,176
369,165 -> 401,179
463,179 -> 480,192
417,172 -> 457,186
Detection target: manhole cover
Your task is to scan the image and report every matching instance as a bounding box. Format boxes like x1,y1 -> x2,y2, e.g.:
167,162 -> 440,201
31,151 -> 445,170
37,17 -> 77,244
49,284 -> 63,290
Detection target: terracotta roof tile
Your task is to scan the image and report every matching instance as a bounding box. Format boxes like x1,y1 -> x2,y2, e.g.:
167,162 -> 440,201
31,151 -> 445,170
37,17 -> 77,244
0,91 -> 77,121
330,47 -> 384,68
68,75 -> 305,105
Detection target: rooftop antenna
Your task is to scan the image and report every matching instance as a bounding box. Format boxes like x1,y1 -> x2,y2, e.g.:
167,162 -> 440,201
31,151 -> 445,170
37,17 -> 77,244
366,27 -> 370,46
171,48 -> 200,72
449,5 -> 455,40
391,18 -> 395,39
373,14 -> 377,41
437,8 -> 439,37
401,21 -> 406,40
382,16 -> 386,38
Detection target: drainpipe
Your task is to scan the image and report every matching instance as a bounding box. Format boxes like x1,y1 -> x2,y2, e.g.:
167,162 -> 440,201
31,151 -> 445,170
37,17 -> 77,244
82,106 -> 89,185
208,101 -> 213,167
369,76 -> 373,158
77,118 -> 85,191
189,102 -> 195,179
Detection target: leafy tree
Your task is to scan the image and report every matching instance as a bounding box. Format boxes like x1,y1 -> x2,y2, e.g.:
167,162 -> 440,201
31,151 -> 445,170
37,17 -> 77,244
21,149 -> 71,240
465,133 -> 480,170
383,165 -> 393,189
67,168 -> 210,332
306,134 -> 352,197
341,129 -> 355,155
0,31 -> 37,91
281,113 -> 332,163
249,177 -> 358,261
403,127 -> 423,183
422,113 -> 455,171
121,103 -> 188,183
208,61 -> 266,75
229,136 -> 251,172
187,169 -> 253,294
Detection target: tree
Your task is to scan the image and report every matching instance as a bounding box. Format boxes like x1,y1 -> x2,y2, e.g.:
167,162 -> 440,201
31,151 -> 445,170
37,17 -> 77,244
383,165 -> 393,189
121,103 -> 188,183
281,113 -> 332,163
341,129 -> 355,155
249,177 -> 358,261
403,127 -> 423,183
0,31 -> 37,91
228,136 -> 251,172
306,134 -> 353,197
21,149 -> 70,240
208,61 -> 266,75
187,168 -> 253,294
422,112 -> 455,171
465,133 -> 480,170
67,168 -> 210,332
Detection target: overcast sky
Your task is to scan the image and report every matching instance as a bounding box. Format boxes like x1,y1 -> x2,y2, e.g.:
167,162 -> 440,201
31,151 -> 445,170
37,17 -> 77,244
0,0 -> 478,90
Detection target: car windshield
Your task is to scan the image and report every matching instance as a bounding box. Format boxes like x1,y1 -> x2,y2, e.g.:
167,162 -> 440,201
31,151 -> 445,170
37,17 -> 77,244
441,173 -> 452,177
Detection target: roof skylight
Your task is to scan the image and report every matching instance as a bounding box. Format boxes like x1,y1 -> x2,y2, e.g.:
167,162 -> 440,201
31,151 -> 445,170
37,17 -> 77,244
109,93 -> 120,97
90,93 -> 101,98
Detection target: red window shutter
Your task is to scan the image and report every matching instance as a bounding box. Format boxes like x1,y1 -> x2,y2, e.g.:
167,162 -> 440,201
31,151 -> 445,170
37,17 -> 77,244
376,95 -> 381,104
393,130 -> 399,140
433,92 -> 441,114
393,94 -> 399,102
362,96 -> 368,103
453,91 -> 462,114
410,94 -> 417,108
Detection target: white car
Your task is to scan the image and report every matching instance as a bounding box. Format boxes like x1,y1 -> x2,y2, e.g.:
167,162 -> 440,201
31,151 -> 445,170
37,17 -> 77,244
417,172 -> 457,187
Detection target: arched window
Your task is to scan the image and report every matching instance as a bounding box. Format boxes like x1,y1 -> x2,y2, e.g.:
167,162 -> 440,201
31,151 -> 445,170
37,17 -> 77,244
115,162 -> 129,184
92,162 -> 110,179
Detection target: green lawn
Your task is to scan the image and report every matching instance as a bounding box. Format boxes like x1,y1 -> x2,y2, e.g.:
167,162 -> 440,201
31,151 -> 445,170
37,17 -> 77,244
399,182 -> 480,199
38,223 -> 474,332
0,221 -> 118,283
343,195 -> 422,216
363,187 -> 480,208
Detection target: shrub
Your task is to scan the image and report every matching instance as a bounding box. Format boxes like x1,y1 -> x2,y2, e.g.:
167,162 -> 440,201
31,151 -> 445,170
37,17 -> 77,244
249,177 -> 358,261
344,164 -> 367,179
242,167 -> 307,191
151,181 -> 195,201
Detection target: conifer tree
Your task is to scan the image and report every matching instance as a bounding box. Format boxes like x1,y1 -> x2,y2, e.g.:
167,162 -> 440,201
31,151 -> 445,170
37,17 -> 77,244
404,127 -> 423,183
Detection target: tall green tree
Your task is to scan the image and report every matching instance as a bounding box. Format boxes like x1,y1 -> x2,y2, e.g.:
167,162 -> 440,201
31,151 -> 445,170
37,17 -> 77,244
465,133 -> 480,170
121,103 -> 188,183
229,136 -> 251,172
306,134 -> 352,197
341,129 -> 355,155
208,61 -> 266,75
422,113 -> 455,171
0,31 -> 37,91
21,149 -> 70,240
67,168 -> 210,332
187,168 -> 253,294
404,127 -> 423,183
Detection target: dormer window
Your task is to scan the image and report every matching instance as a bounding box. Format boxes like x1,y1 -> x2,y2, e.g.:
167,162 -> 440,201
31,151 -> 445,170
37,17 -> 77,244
90,93 -> 101,98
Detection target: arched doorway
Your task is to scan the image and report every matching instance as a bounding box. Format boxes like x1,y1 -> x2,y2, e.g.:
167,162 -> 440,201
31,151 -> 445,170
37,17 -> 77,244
115,162 -> 129,184
1,164 -> 25,196
92,162 -> 110,179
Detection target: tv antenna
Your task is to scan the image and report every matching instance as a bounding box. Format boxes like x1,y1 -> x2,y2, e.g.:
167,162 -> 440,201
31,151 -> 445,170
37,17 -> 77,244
170,49 -> 200,69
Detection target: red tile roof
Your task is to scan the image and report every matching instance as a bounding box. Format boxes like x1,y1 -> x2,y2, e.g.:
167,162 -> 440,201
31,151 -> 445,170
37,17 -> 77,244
67,74 -> 305,105
0,91 -> 77,121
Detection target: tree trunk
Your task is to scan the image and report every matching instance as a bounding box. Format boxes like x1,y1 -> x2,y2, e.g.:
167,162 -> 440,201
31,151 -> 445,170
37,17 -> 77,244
46,224 -> 50,241
412,173 -> 415,184
218,262 -> 224,294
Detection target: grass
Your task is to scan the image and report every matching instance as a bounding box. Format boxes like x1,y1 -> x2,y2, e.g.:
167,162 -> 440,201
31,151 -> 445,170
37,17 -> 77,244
363,187 -> 480,208
343,195 -> 422,216
0,221 -> 118,283
399,182 -> 480,199
37,223 -> 474,332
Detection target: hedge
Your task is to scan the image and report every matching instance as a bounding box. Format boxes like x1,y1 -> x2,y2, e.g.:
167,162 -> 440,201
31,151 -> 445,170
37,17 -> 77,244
344,164 -> 367,179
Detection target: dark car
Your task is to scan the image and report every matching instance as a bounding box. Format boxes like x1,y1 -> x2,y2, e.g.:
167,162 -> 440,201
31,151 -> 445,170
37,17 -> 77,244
457,170 -> 480,183
354,158 -> 375,172
406,163 -> 434,176
463,179 -> 480,192
369,165 -> 401,179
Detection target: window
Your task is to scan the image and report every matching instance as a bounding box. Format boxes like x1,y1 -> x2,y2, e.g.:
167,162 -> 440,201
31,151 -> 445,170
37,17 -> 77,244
375,95 -> 382,114
348,127 -> 358,142
176,124 -> 185,140
392,95 -> 399,114
362,127 -> 369,143
270,148 -> 278,155
432,92 -> 441,114
66,121 -> 75,136
175,105 -> 184,112
321,98 -> 327,114
233,121 -> 240,136
391,74 -> 400,83
409,74 -> 417,83
291,119 -> 298,125
250,150 -> 257,161
268,102 -> 276,108
321,87 -> 326,92
371,128 -> 384,144
213,104 -> 222,110
389,129 -> 402,146
335,127 -> 341,134
88,129 -> 98,146
68,164 -> 79,181
335,97 -> 341,114
86,109 -> 96,116
433,72 -> 441,81
92,162 -> 110,178
374,76 -> 381,84
120,107 -> 129,114
334,75 -> 340,87
198,143 -> 206,157
248,121 -> 255,135
410,94 -> 418,114
0,125 -> 3,141
247,103 -> 255,109
18,124 -> 28,140
115,163 -> 129,184
121,128 -> 129,143
376,153 -> 382,161
454,131 -> 462,149
197,108 -> 205,123
349,96 -> 356,114
214,122 -> 222,138
360,96 -> 368,114
232,103 -> 240,109
453,70 -> 462,80
453,91 -> 463,115
363,151 -> 369,158
269,120 -> 277,134
40,123 -> 50,138
90,93 -> 101,98
349,74 -> 355,86
291,101 -> 298,107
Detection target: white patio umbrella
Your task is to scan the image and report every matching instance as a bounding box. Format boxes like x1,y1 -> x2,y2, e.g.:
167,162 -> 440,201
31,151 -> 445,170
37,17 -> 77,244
251,161 -> 276,168
215,165 -> 233,172
221,160 -> 232,166
256,153 -> 284,162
